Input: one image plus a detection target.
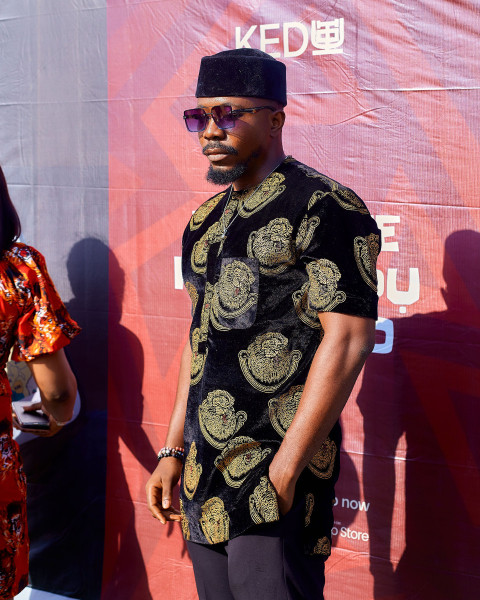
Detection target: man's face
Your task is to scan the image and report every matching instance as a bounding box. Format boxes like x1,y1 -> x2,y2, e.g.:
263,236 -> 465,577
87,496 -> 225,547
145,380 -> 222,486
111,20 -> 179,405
195,96 -> 275,186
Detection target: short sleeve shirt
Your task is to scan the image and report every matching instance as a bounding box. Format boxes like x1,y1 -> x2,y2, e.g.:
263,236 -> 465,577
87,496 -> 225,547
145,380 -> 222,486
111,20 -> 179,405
0,243 -> 80,401
180,157 -> 380,556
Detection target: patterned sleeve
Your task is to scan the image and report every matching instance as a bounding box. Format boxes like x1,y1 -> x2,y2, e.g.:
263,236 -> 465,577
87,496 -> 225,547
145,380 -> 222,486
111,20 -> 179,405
298,187 -> 381,319
11,246 -> 80,361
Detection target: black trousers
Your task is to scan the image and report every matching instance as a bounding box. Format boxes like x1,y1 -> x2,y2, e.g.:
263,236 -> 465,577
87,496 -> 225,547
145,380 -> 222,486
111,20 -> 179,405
186,499 -> 326,600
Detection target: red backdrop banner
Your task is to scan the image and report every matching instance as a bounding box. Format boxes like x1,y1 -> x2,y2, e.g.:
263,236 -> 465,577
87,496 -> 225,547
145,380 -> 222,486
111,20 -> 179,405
106,1 -> 480,598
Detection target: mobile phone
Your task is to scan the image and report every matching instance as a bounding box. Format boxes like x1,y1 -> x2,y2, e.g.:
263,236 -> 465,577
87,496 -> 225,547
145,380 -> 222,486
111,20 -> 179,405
12,399 -> 50,430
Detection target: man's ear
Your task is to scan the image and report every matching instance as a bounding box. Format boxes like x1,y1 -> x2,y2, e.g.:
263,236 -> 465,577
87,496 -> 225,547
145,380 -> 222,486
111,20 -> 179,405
270,109 -> 285,137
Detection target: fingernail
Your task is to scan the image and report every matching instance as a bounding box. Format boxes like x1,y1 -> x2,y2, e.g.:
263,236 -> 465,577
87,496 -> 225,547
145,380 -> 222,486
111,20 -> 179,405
162,499 -> 169,508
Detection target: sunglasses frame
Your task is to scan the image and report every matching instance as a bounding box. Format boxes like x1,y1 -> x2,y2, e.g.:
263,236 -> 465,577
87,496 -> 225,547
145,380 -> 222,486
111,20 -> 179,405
183,104 -> 276,132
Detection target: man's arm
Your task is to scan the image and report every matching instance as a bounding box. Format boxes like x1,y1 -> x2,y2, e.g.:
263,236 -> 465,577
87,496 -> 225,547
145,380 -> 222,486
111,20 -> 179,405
146,339 -> 191,524
268,312 -> 376,514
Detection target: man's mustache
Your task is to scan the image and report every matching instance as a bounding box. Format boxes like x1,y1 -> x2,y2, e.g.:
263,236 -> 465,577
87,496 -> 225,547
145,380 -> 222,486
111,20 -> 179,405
202,143 -> 238,156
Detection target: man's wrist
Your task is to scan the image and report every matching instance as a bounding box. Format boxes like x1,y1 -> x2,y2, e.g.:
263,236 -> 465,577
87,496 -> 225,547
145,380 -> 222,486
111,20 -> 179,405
157,446 -> 185,461
269,454 -> 299,489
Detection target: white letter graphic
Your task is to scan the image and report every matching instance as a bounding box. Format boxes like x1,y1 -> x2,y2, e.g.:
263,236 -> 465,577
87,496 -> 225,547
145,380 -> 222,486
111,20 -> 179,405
373,318 -> 394,354
387,268 -> 420,305
236,25 -> 257,48
260,24 -> 281,57
283,22 -> 309,58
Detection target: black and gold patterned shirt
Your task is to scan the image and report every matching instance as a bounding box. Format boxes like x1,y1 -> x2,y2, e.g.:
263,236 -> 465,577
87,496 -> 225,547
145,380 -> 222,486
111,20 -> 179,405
180,157 -> 380,556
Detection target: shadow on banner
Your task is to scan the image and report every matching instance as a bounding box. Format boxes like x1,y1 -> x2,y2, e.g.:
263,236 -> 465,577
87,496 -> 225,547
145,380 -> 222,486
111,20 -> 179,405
101,243 -> 156,600
358,230 -> 480,599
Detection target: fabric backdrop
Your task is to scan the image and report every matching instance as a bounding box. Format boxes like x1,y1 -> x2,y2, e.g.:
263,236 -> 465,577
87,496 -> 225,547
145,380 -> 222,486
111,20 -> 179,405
0,1 -> 479,599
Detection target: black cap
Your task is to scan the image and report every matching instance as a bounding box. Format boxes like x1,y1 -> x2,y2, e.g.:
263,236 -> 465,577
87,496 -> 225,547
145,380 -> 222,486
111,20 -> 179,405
195,48 -> 287,106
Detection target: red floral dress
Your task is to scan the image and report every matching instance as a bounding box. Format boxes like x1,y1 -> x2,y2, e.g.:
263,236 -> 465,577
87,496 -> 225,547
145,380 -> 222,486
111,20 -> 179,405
0,243 -> 80,598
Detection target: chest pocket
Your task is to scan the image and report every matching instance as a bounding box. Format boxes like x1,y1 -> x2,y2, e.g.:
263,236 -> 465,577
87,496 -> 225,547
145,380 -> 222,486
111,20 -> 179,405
211,257 -> 259,330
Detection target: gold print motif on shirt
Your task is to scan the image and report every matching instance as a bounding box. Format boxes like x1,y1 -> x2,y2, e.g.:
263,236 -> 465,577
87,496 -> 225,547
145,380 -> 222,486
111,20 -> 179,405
190,328 -> 207,386
308,437 -> 337,479
185,281 -> 199,313
295,164 -> 339,191
190,284 -> 214,385
268,385 -> 305,437
249,476 -> 279,524
331,188 -> 369,214
200,497 -> 230,544
198,390 -> 247,449
179,498 -> 191,540
313,536 -> 331,556
354,233 -> 380,292
308,189 -> 329,210
237,173 -> 286,218
305,493 -> 315,527
247,218 -> 295,275
292,283 -> 324,329
238,332 -> 302,393
305,259 -> 346,311
307,187 -> 369,215
189,192 -> 225,231
211,261 -> 258,330
183,442 -> 202,500
191,221 -> 223,274
214,436 -> 271,488
295,215 -> 320,254
200,282 -> 214,331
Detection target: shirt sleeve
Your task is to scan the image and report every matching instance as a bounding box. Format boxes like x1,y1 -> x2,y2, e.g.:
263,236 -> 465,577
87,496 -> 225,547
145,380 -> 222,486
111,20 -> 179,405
298,188 -> 381,320
11,247 -> 81,361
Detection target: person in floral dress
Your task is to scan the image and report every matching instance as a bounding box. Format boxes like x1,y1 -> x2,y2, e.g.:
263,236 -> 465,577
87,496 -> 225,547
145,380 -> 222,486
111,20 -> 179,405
0,166 -> 80,598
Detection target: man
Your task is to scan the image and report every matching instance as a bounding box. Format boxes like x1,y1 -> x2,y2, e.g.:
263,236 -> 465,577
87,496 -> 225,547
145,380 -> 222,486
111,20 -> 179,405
146,48 -> 380,599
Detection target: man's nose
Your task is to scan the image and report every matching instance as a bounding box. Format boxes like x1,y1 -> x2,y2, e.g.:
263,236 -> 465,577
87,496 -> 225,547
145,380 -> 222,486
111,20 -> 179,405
202,115 -> 226,139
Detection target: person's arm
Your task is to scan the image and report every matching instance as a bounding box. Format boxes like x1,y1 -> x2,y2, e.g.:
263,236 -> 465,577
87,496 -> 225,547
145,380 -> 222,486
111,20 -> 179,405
27,348 -> 77,422
268,312 -> 376,514
146,339 -> 191,524
12,349 -> 78,437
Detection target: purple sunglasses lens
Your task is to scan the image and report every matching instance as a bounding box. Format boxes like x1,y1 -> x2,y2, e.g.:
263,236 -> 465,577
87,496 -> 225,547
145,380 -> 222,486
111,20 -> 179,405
211,105 -> 234,129
184,108 -> 207,132
183,105 -> 235,131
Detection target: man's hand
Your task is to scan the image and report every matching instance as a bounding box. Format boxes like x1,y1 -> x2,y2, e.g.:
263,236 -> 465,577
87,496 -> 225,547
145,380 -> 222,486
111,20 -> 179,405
146,457 -> 183,524
268,458 -> 297,516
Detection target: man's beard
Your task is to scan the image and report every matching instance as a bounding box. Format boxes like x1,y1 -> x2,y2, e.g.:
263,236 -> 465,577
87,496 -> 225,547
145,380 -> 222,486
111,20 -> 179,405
206,161 -> 249,185
204,144 -> 260,186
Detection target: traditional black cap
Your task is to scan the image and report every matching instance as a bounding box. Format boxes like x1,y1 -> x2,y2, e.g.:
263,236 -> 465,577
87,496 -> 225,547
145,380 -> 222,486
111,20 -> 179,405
195,48 -> 287,106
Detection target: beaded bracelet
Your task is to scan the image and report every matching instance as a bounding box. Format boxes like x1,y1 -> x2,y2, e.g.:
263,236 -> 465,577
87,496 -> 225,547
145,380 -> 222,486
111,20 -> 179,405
157,446 -> 185,461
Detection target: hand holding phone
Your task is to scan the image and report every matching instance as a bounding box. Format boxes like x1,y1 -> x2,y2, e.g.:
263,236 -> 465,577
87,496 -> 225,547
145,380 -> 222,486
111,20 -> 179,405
12,399 -> 50,431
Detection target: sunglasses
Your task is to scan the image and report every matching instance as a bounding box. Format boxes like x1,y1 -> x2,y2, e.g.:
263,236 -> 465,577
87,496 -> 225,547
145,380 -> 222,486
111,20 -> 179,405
183,104 -> 275,132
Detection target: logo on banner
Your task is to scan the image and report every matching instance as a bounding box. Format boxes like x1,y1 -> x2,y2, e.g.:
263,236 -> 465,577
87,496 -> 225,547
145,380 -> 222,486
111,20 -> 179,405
235,19 -> 345,58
